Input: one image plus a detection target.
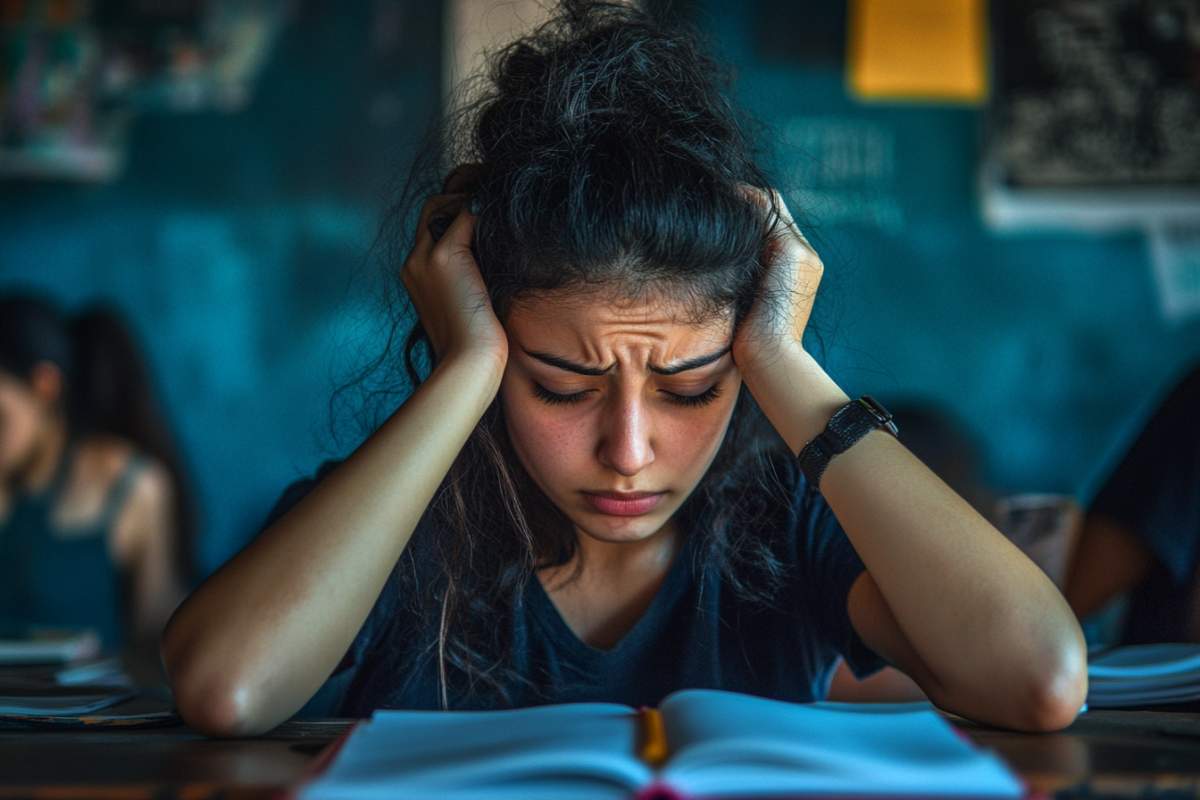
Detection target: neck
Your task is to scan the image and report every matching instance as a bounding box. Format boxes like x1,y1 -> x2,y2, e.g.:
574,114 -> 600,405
19,415 -> 68,494
568,517 -> 680,580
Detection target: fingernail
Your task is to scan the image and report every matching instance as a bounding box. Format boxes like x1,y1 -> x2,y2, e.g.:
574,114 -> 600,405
467,195 -> 481,215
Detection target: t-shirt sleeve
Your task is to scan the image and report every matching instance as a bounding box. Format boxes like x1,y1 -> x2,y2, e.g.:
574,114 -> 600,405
1087,364 -> 1200,586
786,460 -> 889,680
258,460 -> 399,678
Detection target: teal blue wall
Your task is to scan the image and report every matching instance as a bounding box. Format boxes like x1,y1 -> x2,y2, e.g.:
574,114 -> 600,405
0,5 -> 441,576
2,2 -> 1197,579
697,1 -> 1200,499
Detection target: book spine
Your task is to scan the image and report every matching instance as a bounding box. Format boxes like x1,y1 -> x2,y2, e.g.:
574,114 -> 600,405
632,781 -> 688,800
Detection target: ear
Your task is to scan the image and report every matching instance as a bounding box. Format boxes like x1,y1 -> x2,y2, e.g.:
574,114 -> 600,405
27,361 -> 64,406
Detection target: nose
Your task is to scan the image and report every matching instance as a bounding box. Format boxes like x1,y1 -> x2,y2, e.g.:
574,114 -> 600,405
596,389 -> 655,477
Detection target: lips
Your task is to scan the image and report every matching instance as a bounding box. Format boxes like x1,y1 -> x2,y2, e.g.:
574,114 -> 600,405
582,490 -> 666,517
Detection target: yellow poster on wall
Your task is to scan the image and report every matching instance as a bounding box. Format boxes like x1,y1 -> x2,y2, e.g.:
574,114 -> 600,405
848,0 -> 988,104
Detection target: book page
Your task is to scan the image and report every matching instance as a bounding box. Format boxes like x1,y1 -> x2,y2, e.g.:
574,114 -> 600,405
298,702 -> 653,800
658,689 -> 1022,797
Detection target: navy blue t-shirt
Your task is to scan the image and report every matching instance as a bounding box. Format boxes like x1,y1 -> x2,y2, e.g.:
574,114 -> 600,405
262,454 -> 888,715
1088,363 -> 1200,644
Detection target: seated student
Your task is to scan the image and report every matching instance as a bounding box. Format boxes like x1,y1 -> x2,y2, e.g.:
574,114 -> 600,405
1064,361 -> 1200,644
0,294 -> 194,680
161,0 -> 1086,737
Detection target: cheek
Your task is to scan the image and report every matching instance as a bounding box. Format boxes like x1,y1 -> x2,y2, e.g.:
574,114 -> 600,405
500,384 -> 588,481
659,401 -> 736,465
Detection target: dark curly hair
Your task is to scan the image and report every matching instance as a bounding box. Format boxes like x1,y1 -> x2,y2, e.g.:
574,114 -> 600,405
336,0 -> 819,709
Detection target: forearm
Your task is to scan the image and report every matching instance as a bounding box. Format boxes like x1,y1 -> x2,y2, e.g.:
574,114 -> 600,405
162,354 -> 504,736
742,347 -> 1087,717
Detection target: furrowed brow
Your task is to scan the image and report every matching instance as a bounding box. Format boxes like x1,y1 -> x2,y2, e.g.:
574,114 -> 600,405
521,345 -> 731,376
649,346 -> 732,375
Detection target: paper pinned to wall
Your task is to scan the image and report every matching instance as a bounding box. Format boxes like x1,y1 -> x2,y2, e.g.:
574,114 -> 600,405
1149,221 -> 1200,326
847,0 -> 988,104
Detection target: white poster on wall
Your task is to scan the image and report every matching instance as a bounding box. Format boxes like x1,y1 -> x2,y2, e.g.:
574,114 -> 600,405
1149,221 -> 1200,326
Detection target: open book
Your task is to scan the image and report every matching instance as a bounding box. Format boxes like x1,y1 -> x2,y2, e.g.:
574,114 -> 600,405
293,689 -> 1023,799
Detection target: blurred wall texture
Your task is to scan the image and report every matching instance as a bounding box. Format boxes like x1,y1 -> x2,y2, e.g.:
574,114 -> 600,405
2,0 -> 1198,579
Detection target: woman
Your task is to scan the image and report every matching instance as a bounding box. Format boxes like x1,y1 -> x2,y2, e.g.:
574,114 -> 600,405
162,0 -> 1086,736
0,294 -> 194,679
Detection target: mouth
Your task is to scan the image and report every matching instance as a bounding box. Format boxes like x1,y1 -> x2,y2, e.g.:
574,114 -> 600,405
581,490 -> 666,517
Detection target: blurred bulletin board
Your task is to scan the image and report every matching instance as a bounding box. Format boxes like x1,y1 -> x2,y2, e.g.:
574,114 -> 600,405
708,0 -> 1200,498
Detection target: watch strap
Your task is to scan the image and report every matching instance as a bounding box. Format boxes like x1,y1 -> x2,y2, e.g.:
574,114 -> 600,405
797,396 -> 899,489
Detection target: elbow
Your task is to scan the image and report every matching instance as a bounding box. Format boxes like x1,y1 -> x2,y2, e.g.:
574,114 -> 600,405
171,672 -> 268,738
161,622 -> 274,738
1011,639 -> 1089,732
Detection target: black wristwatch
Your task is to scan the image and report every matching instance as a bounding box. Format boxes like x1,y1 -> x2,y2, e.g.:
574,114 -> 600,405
797,396 -> 899,489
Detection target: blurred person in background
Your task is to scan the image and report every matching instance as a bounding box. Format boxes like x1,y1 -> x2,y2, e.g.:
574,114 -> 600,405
0,292 -> 195,682
1064,362 -> 1200,647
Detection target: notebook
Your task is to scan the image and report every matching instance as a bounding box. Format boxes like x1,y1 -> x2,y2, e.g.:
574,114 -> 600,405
0,656 -> 130,689
1087,643 -> 1200,708
0,684 -> 137,715
0,624 -> 100,665
293,689 -> 1024,799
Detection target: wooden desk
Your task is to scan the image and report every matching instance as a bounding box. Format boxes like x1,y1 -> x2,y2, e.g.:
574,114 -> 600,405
1,711 -> 1199,798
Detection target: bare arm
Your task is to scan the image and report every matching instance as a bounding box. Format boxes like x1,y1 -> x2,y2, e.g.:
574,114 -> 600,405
731,186 -> 1085,730
826,661 -> 926,702
741,347 -> 1088,731
161,353 -> 504,736
163,173 -> 504,737
111,461 -> 187,685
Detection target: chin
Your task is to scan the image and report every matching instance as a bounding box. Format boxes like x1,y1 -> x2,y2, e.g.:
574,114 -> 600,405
573,514 -> 663,544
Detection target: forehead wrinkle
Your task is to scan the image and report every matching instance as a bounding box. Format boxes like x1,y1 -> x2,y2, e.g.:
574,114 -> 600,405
508,292 -> 733,374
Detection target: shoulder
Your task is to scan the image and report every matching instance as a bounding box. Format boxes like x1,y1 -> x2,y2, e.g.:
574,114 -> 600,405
73,434 -> 134,487
73,436 -> 171,513
79,435 -> 170,496
71,436 -> 172,563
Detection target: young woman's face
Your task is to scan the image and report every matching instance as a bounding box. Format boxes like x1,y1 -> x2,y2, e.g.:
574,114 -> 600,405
499,290 -> 740,545
0,367 -> 50,480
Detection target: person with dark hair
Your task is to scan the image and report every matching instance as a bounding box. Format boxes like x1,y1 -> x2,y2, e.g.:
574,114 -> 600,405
161,0 -> 1085,737
1064,362 -> 1200,645
0,292 -> 193,680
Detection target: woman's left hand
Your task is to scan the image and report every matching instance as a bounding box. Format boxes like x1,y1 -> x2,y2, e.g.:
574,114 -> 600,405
730,186 -> 824,378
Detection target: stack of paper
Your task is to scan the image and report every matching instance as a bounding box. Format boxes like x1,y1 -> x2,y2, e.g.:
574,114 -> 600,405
1087,643 -> 1200,708
0,685 -> 137,716
0,624 -> 100,665
0,626 -> 135,719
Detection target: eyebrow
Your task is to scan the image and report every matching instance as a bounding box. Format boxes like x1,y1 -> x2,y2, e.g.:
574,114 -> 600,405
520,345 -> 732,376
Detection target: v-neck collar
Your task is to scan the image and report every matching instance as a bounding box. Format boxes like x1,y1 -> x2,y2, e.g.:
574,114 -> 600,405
525,529 -> 698,665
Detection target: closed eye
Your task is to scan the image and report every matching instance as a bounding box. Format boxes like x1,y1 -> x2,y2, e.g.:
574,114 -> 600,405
531,383 -> 723,408
662,383 -> 715,407
531,384 -> 588,405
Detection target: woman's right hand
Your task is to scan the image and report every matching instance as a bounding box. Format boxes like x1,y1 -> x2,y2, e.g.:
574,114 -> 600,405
402,164 -> 508,373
